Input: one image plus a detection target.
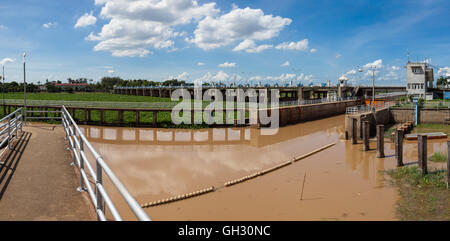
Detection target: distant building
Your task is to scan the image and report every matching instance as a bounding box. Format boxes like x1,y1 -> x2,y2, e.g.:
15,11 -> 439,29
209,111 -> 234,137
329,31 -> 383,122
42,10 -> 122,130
406,61 -> 434,99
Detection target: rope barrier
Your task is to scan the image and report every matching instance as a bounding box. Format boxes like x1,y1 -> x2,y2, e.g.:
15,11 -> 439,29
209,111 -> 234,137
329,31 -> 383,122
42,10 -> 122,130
140,142 -> 336,209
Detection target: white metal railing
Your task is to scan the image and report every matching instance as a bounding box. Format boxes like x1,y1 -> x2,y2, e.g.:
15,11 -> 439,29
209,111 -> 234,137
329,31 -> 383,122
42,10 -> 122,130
279,97 -> 358,107
346,101 -> 394,115
61,105 -> 150,221
0,108 -> 23,150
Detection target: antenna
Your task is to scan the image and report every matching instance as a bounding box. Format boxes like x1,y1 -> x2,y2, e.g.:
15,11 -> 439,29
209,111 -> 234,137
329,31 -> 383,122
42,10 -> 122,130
407,49 -> 410,63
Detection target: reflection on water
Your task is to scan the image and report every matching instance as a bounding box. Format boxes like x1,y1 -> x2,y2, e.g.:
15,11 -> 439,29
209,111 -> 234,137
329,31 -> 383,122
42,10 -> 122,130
80,115 -> 448,220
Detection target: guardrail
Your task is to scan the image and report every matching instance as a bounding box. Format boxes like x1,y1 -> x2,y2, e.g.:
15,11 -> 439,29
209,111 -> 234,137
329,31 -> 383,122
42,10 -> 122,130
0,108 -> 23,150
346,101 -> 393,115
279,97 -> 359,107
60,105 -> 150,221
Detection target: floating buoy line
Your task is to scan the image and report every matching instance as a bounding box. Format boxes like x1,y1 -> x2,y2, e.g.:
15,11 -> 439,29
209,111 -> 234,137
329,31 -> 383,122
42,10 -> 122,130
141,142 -> 336,209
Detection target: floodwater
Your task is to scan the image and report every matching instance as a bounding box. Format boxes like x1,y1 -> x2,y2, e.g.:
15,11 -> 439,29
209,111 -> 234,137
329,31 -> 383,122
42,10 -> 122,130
81,115 -> 448,220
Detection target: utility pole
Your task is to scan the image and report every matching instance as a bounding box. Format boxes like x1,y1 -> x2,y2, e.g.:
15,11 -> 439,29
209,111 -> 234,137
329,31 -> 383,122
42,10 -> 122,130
23,52 -> 27,124
2,65 -> 4,106
372,67 -> 375,108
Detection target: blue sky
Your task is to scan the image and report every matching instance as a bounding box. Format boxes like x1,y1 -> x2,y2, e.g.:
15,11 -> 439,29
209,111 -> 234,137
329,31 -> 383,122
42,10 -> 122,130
0,0 -> 449,86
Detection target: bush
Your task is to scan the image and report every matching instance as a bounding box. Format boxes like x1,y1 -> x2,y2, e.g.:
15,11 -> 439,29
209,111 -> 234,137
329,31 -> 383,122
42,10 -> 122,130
418,98 -> 425,106
429,152 -> 447,163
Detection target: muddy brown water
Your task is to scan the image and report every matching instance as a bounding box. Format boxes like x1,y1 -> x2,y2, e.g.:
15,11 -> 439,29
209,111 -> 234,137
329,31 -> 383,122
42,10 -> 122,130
80,115 -> 448,220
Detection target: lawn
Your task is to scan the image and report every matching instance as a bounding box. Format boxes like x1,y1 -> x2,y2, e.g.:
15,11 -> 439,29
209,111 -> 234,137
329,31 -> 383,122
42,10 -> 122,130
387,166 -> 450,221
412,124 -> 450,135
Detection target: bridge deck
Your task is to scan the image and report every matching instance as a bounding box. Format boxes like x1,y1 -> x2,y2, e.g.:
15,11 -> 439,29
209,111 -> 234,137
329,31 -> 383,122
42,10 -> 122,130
0,124 -> 95,221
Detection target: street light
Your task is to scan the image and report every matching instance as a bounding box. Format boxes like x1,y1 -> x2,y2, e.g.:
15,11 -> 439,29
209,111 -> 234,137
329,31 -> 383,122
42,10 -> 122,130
358,65 -> 376,108
23,52 -> 27,124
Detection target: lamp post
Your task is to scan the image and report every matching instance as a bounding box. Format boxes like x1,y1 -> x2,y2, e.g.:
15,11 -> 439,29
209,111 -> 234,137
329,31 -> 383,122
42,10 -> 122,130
358,65 -> 377,109
23,52 -> 27,124
2,65 -> 4,106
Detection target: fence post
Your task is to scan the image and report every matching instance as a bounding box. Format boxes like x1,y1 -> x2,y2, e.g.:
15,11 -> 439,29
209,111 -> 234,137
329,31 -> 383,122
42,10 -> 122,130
395,129 -> 404,167
20,108 -> 23,132
96,160 -> 104,220
14,111 -> 18,138
351,118 -> 357,144
418,135 -> 427,175
376,125 -> 385,158
363,121 -> 370,151
7,116 -> 11,149
447,141 -> 449,189
78,137 -> 86,192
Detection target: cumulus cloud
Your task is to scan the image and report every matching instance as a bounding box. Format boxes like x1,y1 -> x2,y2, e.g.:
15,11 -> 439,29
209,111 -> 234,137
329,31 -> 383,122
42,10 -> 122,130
0,25 -> 7,30
346,69 -> 357,75
391,65 -> 400,71
275,39 -> 308,51
232,39 -> 273,53
43,22 -> 57,28
438,67 -> 450,77
0,58 -> 15,65
75,11 -> 97,28
364,59 -> 383,69
87,0 -> 219,57
218,62 -> 236,68
189,7 -> 291,50
195,71 -> 230,83
335,54 -> 342,59
170,72 -> 190,81
197,62 -> 205,66
310,48 -> 317,53
281,61 -> 290,67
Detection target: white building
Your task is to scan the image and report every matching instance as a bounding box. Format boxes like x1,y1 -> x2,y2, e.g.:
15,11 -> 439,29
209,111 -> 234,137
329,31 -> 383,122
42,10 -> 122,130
406,61 -> 434,99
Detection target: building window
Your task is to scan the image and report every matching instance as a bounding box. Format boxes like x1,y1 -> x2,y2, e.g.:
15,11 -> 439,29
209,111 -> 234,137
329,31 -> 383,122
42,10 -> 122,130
411,67 -> 423,74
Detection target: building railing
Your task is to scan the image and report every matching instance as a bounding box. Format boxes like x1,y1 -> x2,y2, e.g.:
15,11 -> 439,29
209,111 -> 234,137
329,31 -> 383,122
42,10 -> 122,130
0,108 -> 23,150
279,97 -> 358,107
61,105 -> 150,221
346,101 -> 394,115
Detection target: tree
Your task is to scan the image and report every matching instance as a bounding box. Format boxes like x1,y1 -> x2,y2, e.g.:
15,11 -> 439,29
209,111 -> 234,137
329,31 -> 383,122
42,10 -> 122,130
436,76 -> 449,87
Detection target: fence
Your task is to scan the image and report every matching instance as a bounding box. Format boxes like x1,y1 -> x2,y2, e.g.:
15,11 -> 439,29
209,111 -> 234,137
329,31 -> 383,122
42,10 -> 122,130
60,106 -> 151,221
0,108 -> 23,150
279,97 -> 358,107
346,101 -> 394,115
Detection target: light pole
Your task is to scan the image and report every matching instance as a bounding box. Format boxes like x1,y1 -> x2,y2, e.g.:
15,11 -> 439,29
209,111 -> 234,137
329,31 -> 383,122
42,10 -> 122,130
23,52 -> 27,124
2,64 -> 5,106
358,65 -> 377,108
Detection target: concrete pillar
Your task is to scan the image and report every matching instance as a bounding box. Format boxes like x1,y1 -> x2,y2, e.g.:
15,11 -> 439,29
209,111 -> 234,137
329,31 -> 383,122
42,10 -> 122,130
135,111 -> 140,127
153,111 -> 157,127
376,125 -> 385,158
363,121 -> 370,151
351,118 -> 357,145
418,135 -> 427,175
395,129 -> 404,167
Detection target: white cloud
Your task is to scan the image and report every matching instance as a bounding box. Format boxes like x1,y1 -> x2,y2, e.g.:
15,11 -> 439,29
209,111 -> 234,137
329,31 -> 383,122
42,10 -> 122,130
43,22 -> 57,29
363,59 -> 383,69
189,7 -> 291,50
275,39 -> 309,51
391,65 -> 400,71
197,62 -> 205,66
170,72 -> 189,81
75,11 -> 97,28
218,62 -> 236,68
232,39 -> 272,53
310,48 -> 317,53
281,61 -> 290,67
0,58 -> 15,65
346,69 -> 357,75
0,25 -> 7,30
438,67 -> 450,77
195,71 -> 230,83
335,54 -> 342,59
87,0 -> 219,57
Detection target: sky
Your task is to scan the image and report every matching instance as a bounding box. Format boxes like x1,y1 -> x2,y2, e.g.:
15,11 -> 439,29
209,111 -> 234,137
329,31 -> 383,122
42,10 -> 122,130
0,0 -> 450,86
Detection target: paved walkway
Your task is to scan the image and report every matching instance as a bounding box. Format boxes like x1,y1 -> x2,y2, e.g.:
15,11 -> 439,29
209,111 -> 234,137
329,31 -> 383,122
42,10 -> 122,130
0,124 -> 95,221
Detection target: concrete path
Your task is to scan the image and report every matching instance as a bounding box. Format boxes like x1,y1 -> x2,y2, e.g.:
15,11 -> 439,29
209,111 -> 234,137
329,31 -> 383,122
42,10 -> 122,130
0,124 -> 95,221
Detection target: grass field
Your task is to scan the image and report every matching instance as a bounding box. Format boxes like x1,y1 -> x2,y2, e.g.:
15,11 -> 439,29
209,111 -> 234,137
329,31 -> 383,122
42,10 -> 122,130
1,92 -> 174,102
412,124 -> 450,135
0,92 -> 249,128
387,166 -> 449,221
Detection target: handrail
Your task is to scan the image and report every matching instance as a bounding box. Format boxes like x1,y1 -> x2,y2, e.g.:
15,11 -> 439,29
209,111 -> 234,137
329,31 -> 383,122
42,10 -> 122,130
61,105 -> 151,221
0,108 -> 23,150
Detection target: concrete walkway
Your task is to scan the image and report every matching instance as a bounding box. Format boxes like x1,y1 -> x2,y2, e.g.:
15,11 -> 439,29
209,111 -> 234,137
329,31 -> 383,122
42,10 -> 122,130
0,124 -> 95,221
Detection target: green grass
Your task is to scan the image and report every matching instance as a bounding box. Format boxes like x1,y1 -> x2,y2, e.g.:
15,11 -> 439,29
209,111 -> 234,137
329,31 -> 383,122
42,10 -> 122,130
412,124 -> 450,135
429,152 -> 447,163
2,92 -> 174,102
387,166 -> 450,221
